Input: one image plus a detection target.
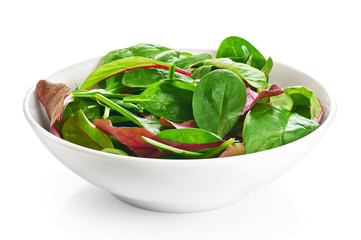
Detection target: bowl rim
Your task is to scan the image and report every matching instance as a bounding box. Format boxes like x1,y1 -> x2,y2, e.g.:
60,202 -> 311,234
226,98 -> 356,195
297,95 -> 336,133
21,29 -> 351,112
23,57 -> 336,164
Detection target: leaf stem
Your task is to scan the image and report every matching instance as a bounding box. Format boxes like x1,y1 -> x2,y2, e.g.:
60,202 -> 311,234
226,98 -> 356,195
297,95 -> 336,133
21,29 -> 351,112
201,138 -> 235,158
142,136 -> 204,158
72,91 -> 133,99
168,63 -> 176,79
95,94 -> 142,126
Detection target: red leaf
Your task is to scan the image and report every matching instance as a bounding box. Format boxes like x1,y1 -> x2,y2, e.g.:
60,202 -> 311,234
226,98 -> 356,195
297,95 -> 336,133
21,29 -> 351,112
93,119 -> 225,157
93,119 -> 164,158
242,84 -> 284,115
159,117 -> 198,129
35,80 -> 71,132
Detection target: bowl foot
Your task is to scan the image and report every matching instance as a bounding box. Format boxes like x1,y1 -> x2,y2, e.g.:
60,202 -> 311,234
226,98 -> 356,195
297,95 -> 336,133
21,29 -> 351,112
111,193 -> 246,213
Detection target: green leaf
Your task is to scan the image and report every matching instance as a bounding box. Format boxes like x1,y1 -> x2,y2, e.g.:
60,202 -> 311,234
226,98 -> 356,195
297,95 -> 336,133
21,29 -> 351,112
191,65 -> 214,80
157,128 -> 222,150
101,148 -> 129,156
204,58 -> 267,89
141,136 -> 204,158
174,53 -> 212,70
216,36 -> 266,70
100,43 -> 173,65
261,57 -> 273,79
95,94 -> 163,134
124,80 -> 195,122
122,68 -> 193,88
284,86 -> 323,122
81,56 -> 192,90
243,104 -> 319,154
62,110 -> 114,150
192,69 -> 247,138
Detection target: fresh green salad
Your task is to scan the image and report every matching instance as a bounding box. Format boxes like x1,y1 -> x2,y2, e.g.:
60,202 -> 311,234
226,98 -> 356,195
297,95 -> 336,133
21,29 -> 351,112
36,36 -> 323,159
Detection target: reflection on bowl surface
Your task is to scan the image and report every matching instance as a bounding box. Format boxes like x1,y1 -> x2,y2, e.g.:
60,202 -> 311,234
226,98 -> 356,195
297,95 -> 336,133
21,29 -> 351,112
23,50 -> 336,213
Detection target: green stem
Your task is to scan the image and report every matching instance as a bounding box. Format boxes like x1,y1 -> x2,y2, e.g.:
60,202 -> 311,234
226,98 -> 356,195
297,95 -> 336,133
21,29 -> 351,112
168,63 -> 176,79
142,136 -> 204,158
95,94 -> 142,126
201,138 -> 235,158
72,91 -> 133,99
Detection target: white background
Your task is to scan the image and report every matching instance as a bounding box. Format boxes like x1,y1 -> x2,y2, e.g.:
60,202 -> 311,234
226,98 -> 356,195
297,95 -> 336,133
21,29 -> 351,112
1,0 -> 360,239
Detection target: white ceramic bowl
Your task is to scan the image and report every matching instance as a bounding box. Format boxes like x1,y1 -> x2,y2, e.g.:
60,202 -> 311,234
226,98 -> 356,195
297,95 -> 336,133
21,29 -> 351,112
23,50 -> 336,213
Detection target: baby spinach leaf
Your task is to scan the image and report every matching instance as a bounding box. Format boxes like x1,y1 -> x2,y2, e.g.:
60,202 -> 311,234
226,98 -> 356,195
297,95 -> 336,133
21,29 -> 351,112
81,56 -> 192,90
95,94 -> 163,134
270,90 -> 293,111
101,148 -> 129,155
152,50 -> 183,63
191,65 -> 214,80
97,74 -> 128,93
56,97 -> 101,132
243,104 -> 319,154
122,68 -> 193,88
204,58 -> 267,89
157,128 -> 223,145
174,53 -> 212,70
284,86 -> 324,123
100,43 -> 173,65
62,110 -> 114,150
216,36 -> 266,70
261,57 -> 273,79
124,80 -> 195,122
192,69 -> 247,138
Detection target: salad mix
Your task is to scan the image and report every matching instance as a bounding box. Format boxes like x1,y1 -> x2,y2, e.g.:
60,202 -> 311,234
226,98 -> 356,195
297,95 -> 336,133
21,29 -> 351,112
35,36 -> 323,158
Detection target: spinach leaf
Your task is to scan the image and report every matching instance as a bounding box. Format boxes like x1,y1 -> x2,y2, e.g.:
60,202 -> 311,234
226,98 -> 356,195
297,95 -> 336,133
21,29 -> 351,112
97,74 -> 128,93
56,97 -> 101,132
204,58 -> 267,89
62,110 -> 114,150
191,65 -> 214,80
157,128 -> 222,145
124,80 -> 195,122
243,104 -> 319,154
122,68 -> 193,88
284,86 -> 324,123
174,53 -> 212,70
81,56 -> 192,90
216,36 -> 266,70
101,148 -> 129,156
100,43 -> 173,65
192,69 -> 247,138
95,94 -> 163,134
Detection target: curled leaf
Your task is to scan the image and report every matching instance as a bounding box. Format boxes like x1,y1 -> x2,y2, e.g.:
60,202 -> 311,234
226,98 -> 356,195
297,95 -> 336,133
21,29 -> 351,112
242,84 -> 284,115
35,79 -> 71,133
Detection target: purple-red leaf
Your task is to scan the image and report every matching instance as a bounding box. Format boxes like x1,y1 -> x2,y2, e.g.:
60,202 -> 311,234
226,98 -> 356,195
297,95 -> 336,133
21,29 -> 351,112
93,119 -> 164,158
159,117 -> 198,129
242,84 -> 284,115
93,119 -> 225,157
35,79 -> 71,131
